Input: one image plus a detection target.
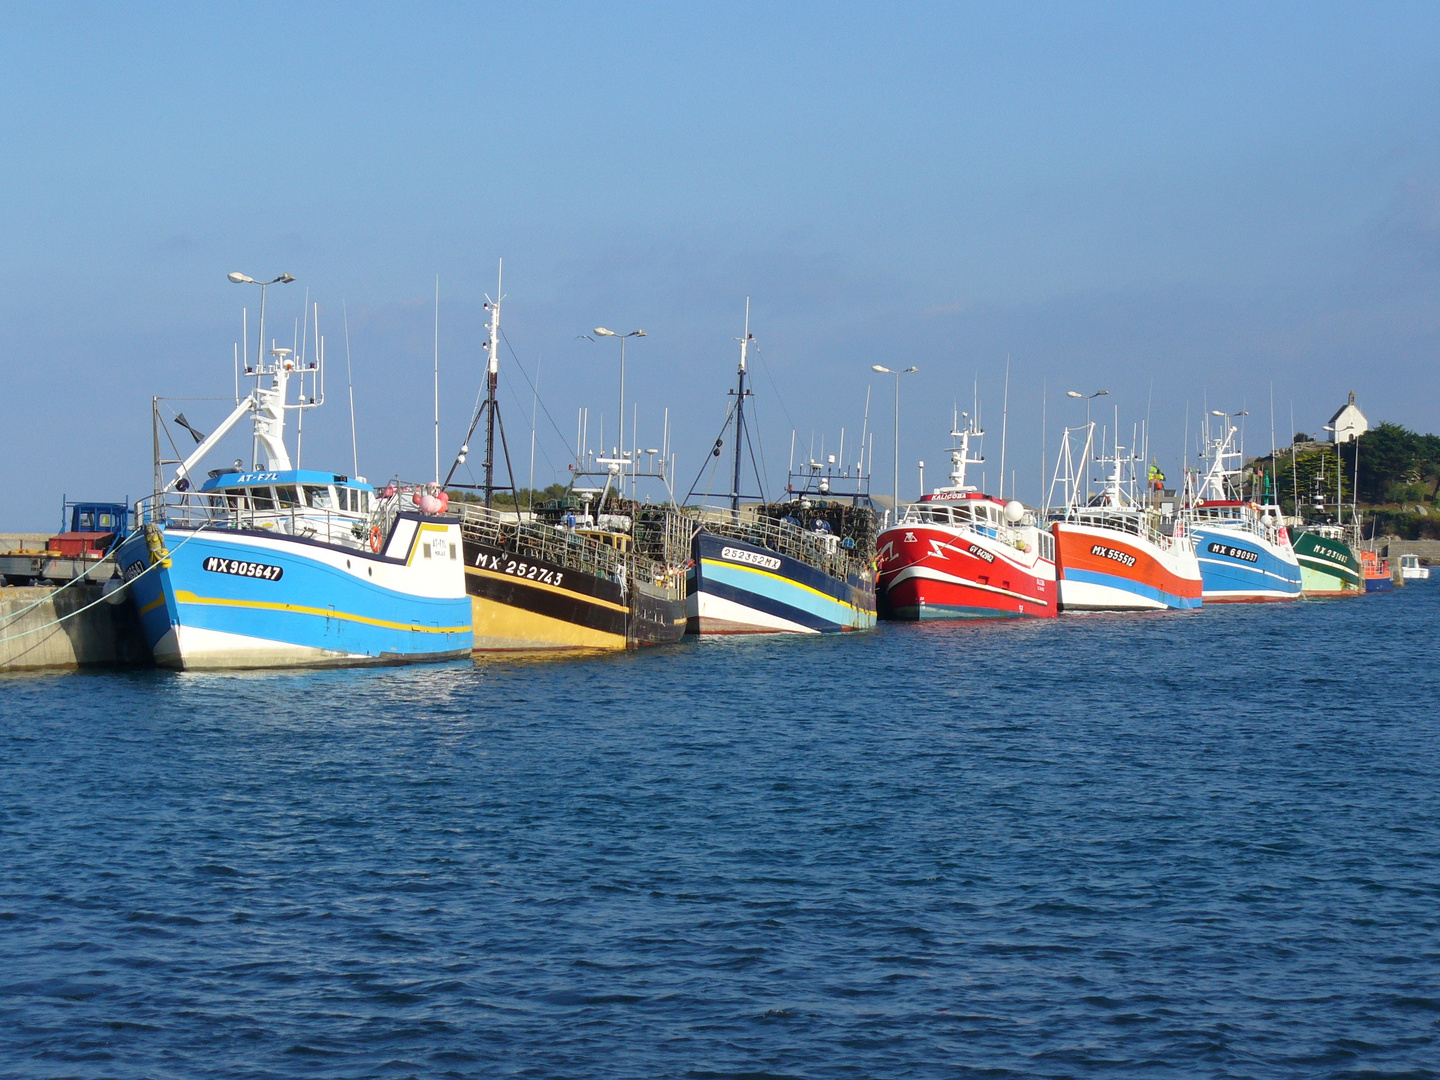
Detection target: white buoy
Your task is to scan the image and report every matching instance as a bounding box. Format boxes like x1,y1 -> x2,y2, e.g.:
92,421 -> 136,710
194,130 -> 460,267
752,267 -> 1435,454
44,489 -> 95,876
1004,500 -> 1025,523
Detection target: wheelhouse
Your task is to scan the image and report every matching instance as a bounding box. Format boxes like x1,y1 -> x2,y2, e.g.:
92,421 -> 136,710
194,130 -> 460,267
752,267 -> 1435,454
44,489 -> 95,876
199,469 -> 374,515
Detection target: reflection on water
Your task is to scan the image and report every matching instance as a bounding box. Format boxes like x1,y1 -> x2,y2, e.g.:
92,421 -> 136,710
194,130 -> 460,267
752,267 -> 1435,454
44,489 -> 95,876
1,584 -> 1437,1078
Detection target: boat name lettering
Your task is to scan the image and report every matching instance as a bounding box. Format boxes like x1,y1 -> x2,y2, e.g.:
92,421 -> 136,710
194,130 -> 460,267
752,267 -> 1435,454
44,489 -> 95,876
967,543 -> 995,563
1314,544 -> 1347,563
1090,544 -> 1137,567
474,550 -> 564,588
203,556 -> 284,581
1207,542 -> 1259,563
121,559 -> 147,582
235,472 -> 280,483
721,546 -> 782,570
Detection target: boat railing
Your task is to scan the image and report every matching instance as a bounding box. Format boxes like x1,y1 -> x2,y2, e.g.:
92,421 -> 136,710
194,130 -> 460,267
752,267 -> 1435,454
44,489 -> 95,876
452,501 -> 684,589
137,489 -> 374,551
1057,507 -> 1194,553
686,506 -> 871,581
903,504 -> 1057,563
1182,505 -> 1289,549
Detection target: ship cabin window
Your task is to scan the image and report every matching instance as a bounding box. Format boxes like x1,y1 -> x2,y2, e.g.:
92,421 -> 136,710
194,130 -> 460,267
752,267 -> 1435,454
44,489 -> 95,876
275,485 -> 302,508
304,485 -> 335,510
342,488 -> 369,514
249,486 -> 276,511
922,506 -> 951,524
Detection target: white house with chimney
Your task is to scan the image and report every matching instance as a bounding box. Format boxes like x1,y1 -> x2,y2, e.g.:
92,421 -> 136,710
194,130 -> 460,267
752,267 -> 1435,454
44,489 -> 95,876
1327,391 -> 1369,444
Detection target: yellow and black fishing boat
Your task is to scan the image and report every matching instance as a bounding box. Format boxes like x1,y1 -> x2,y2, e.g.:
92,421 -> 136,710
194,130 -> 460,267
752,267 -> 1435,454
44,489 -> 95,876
442,265 -> 687,652
455,499 -> 687,650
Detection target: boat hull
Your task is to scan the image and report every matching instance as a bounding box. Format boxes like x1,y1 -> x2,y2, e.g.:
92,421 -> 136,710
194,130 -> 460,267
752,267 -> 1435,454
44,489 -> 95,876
877,524 -> 1057,620
1190,523 -> 1302,602
1051,521 -> 1202,611
117,515 -> 473,670
686,530 -> 876,634
1290,530 -> 1362,596
462,537 -> 686,651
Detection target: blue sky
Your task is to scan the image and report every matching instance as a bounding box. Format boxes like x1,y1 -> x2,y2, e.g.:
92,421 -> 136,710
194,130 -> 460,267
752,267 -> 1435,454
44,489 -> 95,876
3,3 -> 1439,526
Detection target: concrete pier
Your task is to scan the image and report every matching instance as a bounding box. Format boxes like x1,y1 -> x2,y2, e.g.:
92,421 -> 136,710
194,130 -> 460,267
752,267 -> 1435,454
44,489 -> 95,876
0,584 -> 150,671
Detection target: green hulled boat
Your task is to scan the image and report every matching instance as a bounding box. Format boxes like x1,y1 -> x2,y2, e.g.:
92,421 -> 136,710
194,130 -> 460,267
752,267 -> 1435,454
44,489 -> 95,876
1291,526 -> 1362,596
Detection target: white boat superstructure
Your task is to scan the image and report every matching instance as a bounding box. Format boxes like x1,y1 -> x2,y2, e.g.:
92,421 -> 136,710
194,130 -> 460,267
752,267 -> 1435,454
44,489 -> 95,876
1399,553 -> 1430,580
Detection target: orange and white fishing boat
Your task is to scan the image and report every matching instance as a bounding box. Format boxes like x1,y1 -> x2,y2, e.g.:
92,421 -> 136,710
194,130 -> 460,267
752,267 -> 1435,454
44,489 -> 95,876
1047,421 -> 1202,611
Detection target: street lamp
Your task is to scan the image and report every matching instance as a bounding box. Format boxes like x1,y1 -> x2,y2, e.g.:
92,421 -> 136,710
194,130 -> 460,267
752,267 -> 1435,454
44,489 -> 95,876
592,327 -> 645,498
1066,388 -> 1109,427
228,272 -> 295,470
873,364 -> 918,521
228,272 -> 295,371
592,328 -> 645,458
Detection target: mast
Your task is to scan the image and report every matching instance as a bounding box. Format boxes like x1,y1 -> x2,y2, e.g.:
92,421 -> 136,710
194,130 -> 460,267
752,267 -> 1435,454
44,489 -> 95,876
730,298 -> 753,514
940,409 -> 984,493
484,261 -> 503,507
442,261 -> 515,508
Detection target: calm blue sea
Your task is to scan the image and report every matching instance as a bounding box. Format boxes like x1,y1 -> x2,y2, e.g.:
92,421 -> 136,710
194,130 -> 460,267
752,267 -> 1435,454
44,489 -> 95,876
2,585 -> 1438,1079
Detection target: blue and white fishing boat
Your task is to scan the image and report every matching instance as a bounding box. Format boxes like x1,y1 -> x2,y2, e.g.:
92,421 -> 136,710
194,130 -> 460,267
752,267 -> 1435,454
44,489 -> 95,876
1182,412 -> 1302,603
683,303 -> 877,634
117,274 -> 472,669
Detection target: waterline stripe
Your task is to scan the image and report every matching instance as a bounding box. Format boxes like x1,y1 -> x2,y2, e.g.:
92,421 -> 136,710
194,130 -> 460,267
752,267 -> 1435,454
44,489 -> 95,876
699,557 -> 859,611
172,590 -> 470,634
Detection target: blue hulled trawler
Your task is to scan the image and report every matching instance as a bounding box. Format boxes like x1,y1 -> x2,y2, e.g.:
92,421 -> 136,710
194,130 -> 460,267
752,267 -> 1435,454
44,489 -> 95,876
117,274 -> 471,669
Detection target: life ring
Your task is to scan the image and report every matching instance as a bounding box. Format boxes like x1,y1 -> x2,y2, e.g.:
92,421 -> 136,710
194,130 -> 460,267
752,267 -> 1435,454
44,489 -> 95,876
369,526 -> 382,553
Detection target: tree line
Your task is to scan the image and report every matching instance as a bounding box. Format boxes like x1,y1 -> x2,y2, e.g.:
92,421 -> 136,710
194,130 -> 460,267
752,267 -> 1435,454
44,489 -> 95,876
1262,422 -> 1440,511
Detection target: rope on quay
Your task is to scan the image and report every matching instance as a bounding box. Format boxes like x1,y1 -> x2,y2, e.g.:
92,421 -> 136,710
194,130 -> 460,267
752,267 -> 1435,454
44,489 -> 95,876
0,525 -> 210,646
0,529 -> 144,627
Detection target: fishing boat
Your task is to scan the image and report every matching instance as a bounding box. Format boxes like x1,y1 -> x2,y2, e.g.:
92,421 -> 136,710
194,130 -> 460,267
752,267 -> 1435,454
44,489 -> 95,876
1399,553 -> 1430,581
683,305 -> 877,634
1360,549 -> 1396,592
1047,421 -> 1201,611
444,266 -> 688,651
1288,452 -> 1362,596
877,413 -> 1057,620
1291,525 -> 1362,596
117,276 -> 472,669
1182,414 -> 1302,602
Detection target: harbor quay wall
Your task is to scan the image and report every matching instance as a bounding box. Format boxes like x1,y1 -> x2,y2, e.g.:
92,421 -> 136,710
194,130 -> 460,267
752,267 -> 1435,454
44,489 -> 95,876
0,585 -> 151,671
1381,538 -> 1440,563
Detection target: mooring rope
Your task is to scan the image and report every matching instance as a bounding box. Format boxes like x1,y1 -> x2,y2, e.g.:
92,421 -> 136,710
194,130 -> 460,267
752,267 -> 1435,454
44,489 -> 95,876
0,525 -> 210,646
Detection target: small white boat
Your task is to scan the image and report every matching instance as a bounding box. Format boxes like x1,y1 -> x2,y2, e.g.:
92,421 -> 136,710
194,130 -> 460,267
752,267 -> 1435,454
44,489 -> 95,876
1399,553 -> 1431,580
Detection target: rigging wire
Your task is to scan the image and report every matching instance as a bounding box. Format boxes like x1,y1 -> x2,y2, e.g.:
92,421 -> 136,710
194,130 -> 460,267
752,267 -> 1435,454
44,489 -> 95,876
499,327 -> 577,463
686,397 -> 738,504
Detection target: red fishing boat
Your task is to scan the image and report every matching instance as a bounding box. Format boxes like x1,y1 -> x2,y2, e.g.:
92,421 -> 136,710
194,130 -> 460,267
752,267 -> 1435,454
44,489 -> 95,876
877,416 -> 1057,620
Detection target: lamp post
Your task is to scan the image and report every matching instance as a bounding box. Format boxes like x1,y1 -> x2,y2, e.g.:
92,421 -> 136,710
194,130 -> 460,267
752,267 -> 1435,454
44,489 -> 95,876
228,272 -> 295,469
228,272 -> 295,372
592,328 -> 646,486
872,365 -> 918,523
1065,388 -> 1109,428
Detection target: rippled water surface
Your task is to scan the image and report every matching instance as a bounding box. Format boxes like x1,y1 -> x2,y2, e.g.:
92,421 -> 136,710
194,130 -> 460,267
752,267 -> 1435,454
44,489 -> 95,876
3,585 -> 1439,1078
